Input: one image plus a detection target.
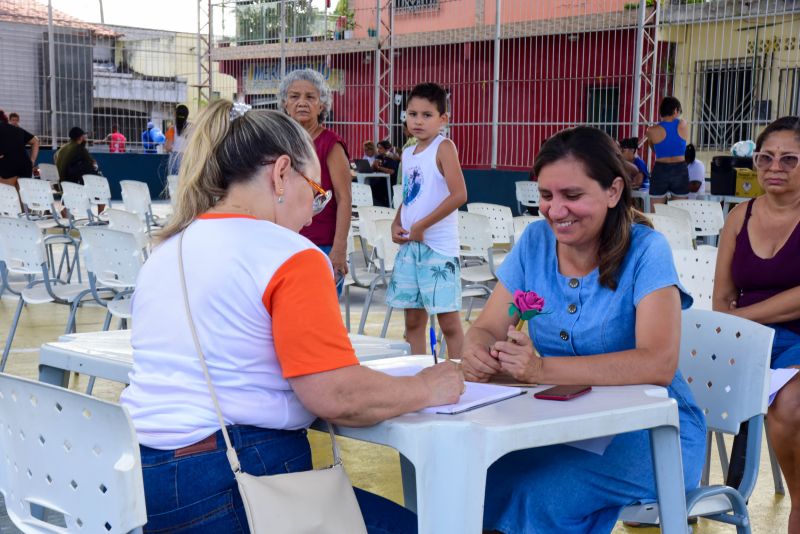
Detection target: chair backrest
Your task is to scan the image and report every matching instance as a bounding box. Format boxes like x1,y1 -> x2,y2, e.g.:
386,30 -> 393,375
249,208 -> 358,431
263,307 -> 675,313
373,218 -> 400,272
515,181 -> 540,206
392,184 -> 403,209
120,180 -> 152,221
351,183 -> 374,209
37,163 -> 60,183
670,199 -> 724,237
106,209 -> 149,252
679,309 -> 773,435
82,175 -> 111,206
0,373 -> 147,533
358,206 -> 396,247
79,226 -> 145,288
646,213 -> 694,250
60,182 -> 92,220
513,215 -> 543,243
673,246 -> 717,310
0,216 -> 47,275
167,174 -> 179,205
467,203 -> 513,244
654,203 -> 696,240
0,183 -> 21,217
18,178 -> 55,214
458,211 -> 493,259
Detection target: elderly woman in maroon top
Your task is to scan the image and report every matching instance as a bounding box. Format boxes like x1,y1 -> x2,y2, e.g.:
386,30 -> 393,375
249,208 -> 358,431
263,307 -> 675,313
714,116 -> 800,531
279,69 -> 351,286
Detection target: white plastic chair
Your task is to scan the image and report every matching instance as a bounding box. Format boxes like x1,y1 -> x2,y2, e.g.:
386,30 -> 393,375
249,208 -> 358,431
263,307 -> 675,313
351,183 -> 374,210
17,178 -> 82,283
0,373 -> 147,534
0,183 -> 21,218
60,182 -> 93,224
514,180 -> 539,215
467,202 -> 514,245
0,217 -> 90,372
619,309 -> 774,531
166,174 -> 179,206
513,215 -> 543,244
120,180 -> 159,234
82,174 -> 112,218
458,212 -> 497,321
36,163 -> 60,183
355,206 -> 396,268
106,209 -> 150,257
672,247 -> 717,310
357,217 -> 398,336
646,213 -> 694,250
79,226 -> 144,329
670,199 -> 725,244
655,203 -> 697,241
392,184 -> 403,209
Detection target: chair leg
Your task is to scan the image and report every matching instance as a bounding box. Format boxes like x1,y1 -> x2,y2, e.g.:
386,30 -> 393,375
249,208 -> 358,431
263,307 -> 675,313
344,285 -> 351,332
86,376 -> 97,395
465,297 -> 475,322
701,430 -> 712,486
0,296 -> 25,372
358,279 -> 380,335
380,307 -> 394,338
764,422 -> 786,495
64,298 -> 84,335
102,310 -> 113,331
716,431 -> 730,478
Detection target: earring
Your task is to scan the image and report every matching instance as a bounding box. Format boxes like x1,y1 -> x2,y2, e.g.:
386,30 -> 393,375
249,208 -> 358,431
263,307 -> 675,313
277,189 -> 284,204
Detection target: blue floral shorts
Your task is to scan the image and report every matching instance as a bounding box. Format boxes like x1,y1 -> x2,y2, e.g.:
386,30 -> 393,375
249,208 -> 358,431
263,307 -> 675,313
386,242 -> 461,314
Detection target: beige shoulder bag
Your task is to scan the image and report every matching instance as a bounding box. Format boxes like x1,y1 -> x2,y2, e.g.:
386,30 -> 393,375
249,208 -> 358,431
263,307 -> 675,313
178,230 -> 368,534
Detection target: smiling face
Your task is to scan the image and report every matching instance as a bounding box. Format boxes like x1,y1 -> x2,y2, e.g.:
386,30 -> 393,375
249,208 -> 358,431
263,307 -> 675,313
405,96 -> 446,143
538,157 -> 624,251
756,129 -> 800,196
284,80 -> 323,127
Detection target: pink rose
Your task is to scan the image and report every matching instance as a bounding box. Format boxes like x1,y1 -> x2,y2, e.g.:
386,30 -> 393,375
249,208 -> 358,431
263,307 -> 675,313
513,290 -> 545,314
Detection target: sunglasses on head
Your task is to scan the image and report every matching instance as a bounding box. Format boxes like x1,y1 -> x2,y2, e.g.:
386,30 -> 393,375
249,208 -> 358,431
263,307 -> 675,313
752,152 -> 800,172
261,159 -> 332,215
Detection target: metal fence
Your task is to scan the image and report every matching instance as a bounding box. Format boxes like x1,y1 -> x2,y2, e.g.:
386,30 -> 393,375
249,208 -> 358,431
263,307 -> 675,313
1,0 -> 799,167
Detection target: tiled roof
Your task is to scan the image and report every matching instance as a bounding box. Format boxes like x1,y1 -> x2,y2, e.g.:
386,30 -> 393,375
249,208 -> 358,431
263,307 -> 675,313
0,0 -> 118,37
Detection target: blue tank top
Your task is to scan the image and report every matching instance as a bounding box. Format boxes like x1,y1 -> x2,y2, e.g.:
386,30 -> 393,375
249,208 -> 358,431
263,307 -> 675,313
653,120 -> 686,159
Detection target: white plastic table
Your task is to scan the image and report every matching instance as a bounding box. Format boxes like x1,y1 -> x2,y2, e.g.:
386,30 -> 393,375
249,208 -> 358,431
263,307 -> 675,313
39,330 -> 410,388
631,189 -> 651,213
323,356 -> 688,534
355,172 -> 391,204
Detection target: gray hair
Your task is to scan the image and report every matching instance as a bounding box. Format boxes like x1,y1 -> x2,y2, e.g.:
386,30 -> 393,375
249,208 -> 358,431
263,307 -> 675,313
278,68 -> 332,124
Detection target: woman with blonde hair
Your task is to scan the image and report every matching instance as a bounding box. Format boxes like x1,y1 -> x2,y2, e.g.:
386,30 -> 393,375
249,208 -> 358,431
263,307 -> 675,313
120,99 -> 462,532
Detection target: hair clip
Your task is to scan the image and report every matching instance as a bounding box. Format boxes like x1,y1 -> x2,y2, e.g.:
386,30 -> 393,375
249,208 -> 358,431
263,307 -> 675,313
230,101 -> 252,121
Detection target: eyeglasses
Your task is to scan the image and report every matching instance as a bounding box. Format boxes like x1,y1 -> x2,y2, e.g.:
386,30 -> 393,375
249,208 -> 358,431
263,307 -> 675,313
261,159 -> 332,215
752,152 -> 800,172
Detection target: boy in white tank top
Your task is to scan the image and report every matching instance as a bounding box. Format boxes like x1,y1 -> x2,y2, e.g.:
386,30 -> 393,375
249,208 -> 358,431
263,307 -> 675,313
387,82 -> 467,358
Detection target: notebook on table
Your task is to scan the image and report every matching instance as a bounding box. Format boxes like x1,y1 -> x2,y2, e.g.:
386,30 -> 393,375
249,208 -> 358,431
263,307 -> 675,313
378,365 -> 525,415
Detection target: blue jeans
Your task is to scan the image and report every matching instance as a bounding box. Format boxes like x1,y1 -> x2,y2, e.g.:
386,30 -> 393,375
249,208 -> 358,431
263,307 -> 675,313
139,425 -> 417,533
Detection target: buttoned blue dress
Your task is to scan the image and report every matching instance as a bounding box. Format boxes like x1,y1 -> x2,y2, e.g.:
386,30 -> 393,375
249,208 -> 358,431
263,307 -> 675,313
483,221 -> 707,533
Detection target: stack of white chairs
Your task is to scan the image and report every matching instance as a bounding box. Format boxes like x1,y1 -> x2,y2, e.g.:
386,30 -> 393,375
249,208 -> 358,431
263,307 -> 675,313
0,373 -> 147,533
355,206 -> 395,267
0,217 -> 90,372
355,214 -> 397,335
350,183 -> 374,236
514,180 -> 540,215
458,211 -> 497,321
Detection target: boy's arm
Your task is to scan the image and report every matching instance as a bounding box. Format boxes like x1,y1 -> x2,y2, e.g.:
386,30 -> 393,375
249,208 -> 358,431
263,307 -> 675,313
408,139 -> 467,241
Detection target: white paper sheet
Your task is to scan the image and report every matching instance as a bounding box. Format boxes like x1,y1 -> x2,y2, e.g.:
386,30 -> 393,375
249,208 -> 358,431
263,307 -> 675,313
769,368 -> 799,406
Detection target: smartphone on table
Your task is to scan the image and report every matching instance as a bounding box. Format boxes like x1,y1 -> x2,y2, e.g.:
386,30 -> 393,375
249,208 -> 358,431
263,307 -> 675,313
533,385 -> 592,401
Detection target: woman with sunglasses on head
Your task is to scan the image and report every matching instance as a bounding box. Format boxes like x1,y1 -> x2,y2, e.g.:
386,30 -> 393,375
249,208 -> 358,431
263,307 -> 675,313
279,69 -> 351,291
714,116 -> 800,532
120,100 -> 463,533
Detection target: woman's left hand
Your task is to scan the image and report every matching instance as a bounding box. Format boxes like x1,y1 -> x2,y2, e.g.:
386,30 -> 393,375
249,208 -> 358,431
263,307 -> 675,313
490,325 -> 543,383
328,246 -> 349,276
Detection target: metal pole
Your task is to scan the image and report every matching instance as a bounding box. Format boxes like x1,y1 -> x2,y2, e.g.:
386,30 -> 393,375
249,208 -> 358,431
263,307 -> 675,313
98,0 -> 105,24
197,0 -> 202,105
208,0 -> 213,97
630,0 -> 647,137
280,0 -> 286,78
373,0 -> 381,143
490,0 -> 501,168
47,0 -> 58,148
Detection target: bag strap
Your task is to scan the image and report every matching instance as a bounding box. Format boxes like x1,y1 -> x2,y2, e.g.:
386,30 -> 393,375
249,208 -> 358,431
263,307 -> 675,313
177,229 -> 343,475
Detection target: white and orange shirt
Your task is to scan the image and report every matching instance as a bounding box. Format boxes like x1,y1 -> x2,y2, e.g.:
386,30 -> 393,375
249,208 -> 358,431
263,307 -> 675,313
119,214 -> 358,450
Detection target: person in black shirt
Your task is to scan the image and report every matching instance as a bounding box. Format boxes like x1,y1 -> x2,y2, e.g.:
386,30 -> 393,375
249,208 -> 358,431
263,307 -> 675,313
0,109 -> 39,189
55,127 -> 97,185
371,140 -> 400,206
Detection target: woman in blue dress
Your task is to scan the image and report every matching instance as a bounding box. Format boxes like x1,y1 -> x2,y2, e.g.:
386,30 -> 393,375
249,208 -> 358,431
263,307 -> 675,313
461,126 -> 706,533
